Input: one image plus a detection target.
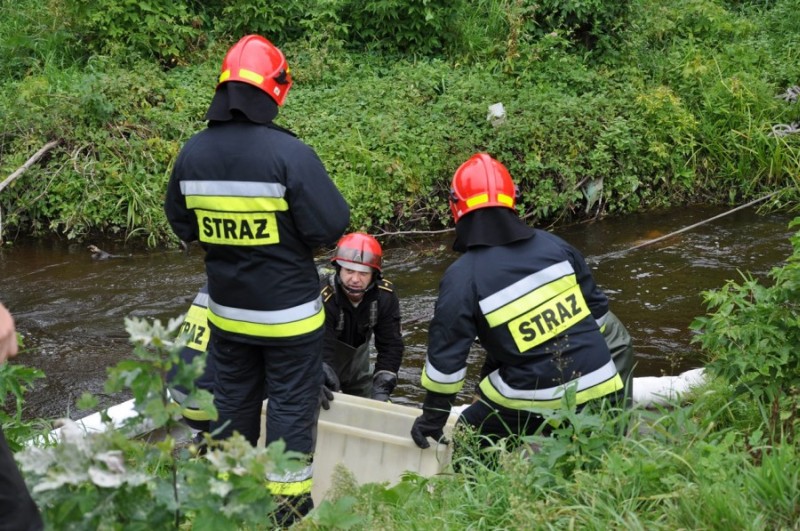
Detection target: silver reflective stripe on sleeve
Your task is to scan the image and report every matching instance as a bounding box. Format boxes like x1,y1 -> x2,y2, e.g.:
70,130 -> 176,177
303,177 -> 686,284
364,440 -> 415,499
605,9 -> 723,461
193,291 -> 209,308
180,180 -> 286,198
479,261 -> 575,314
424,358 -> 468,384
596,311 -> 609,329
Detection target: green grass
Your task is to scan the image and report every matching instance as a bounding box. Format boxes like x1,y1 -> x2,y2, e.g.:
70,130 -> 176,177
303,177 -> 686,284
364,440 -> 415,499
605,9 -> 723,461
0,0 -> 798,244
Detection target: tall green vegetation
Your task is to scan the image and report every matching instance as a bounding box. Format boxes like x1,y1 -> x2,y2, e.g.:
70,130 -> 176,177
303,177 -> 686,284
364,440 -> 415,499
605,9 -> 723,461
12,316 -> 310,529
691,218 -> 800,443
0,0 -> 797,244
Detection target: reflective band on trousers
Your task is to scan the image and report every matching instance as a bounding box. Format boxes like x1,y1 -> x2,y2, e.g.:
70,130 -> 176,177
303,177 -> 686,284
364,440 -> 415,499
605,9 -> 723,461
266,464 -> 313,496
167,389 -> 213,421
478,359 -> 623,410
208,296 -> 324,338
420,358 -> 467,394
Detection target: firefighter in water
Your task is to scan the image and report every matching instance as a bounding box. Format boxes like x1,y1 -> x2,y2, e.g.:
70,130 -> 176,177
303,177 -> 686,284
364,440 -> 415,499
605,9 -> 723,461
320,233 -> 404,403
410,153 -> 624,450
164,34 -> 350,524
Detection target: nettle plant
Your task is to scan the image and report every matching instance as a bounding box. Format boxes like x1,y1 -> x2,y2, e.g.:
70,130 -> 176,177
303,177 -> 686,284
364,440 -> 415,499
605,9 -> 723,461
13,316 -> 318,530
690,217 -> 800,441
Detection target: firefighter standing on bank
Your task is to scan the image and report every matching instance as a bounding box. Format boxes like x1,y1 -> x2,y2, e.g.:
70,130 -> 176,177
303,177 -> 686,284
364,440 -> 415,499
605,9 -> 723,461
411,153 -> 624,450
164,34 -> 350,523
320,233 -> 404,403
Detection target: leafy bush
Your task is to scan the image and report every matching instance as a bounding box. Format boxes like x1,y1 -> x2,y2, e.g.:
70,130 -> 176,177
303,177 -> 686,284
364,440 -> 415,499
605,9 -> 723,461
522,0 -> 632,53
338,0 -> 465,54
62,0 -> 203,65
0,0 -> 81,81
13,316 -> 314,529
205,0 -> 326,45
0,361 -> 45,452
1,0 -> 799,243
690,217 -> 800,439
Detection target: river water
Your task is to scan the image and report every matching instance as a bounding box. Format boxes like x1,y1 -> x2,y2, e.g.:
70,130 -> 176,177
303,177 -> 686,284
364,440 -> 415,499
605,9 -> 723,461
0,206 -> 795,421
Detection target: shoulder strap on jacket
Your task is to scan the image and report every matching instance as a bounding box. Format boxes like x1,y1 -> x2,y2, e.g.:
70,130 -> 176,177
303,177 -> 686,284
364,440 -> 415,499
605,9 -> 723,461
378,279 -> 393,292
321,284 -> 335,303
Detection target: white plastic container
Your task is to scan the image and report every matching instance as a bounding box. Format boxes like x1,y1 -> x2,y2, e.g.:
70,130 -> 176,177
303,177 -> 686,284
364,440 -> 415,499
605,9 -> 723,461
258,393 -> 457,504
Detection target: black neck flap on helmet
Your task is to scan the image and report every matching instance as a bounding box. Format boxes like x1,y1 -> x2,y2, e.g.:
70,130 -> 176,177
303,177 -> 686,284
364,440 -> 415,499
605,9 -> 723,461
452,208 -> 535,253
205,81 -> 279,125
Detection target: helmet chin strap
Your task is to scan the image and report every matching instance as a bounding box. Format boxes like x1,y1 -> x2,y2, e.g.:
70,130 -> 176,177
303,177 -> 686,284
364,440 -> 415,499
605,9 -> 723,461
336,273 -> 376,296
342,284 -> 367,295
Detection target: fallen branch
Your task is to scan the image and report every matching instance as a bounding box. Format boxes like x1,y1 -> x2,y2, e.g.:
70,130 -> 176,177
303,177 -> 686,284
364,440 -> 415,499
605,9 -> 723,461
375,227 -> 453,238
0,140 -> 60,194
0,140 -> 60,243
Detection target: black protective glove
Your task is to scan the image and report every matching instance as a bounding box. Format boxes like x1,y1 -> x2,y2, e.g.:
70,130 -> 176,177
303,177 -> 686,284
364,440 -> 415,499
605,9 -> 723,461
320,362 -> 340,410
371,370 -> 397,402
322,362 -> 341,392
319,384 -> 334,410
410,392 -> 454,449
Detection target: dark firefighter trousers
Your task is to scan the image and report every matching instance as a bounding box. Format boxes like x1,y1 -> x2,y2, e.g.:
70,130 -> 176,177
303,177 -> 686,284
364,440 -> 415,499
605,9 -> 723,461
209,333 -> 322,454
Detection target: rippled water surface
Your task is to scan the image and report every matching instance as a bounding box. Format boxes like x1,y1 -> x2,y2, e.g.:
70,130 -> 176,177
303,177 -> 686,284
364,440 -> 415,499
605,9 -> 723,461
1,206 -> 794,420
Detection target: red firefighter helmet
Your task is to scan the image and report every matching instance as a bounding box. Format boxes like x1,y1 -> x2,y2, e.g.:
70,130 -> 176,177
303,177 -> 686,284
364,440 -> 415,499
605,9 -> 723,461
332,233 -> 383,273
218,35 -> 293,106
449,153 -> 518,223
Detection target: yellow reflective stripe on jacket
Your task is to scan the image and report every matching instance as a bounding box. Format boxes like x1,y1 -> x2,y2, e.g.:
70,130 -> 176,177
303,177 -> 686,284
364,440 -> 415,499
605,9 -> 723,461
484,274 -> 577,327
480,261 -> 574,317
196,210 -> 279,246
478,359 -> 623,410
477,261 -> 591,354
508,283 -> 590,352
181,180 -> 287,245
208,296 -> 325,338
421,359 -> 467,394
186,195 -> 288,212
266,465 -> 313,496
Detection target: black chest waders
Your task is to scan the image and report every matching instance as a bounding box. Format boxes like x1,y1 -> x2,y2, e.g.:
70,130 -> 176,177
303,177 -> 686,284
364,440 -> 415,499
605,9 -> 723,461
331,339 -> 373,397
330,299 -> 378,397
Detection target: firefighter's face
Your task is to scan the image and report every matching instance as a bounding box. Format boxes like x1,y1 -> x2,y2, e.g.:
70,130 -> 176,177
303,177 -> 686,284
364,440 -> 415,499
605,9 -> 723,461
339,266 -> 373,301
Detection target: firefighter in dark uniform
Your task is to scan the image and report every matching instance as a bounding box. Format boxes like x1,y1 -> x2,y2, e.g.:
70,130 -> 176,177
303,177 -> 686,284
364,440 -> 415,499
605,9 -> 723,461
410,153 -> 624,450
166,285 -> 215,438
320,233 -> 404,402
164,35 -> 350,524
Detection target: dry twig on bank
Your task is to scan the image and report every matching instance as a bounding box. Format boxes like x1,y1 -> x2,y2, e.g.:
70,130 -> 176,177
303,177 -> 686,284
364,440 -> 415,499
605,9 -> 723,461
0,140 -> 60,243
